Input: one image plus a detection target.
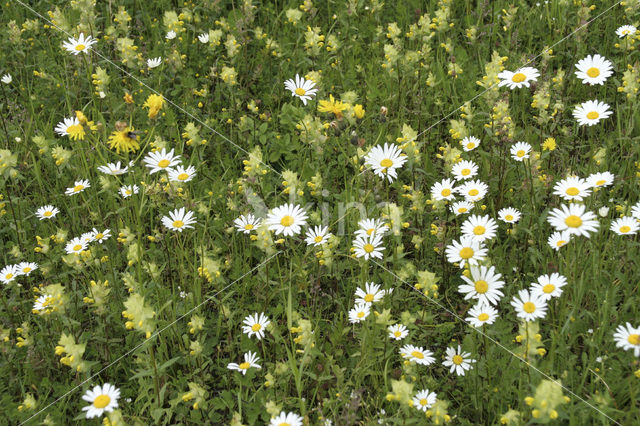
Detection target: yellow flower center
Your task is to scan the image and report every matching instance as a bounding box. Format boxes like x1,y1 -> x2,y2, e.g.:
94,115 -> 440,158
157,159 -> 170,168
43,211 -> 53,217
586,67 -> 600,78
172,220 -> 184,228
564,215 -> 582,228
628,334 -> 640,345
523,302 -> 536,313
466,142 -> 475,149
280,215 -> 294,227
461,168 -> 471,176
477,313 -> 489,321
458,207 -> 468,213
73,244 -> 82,251
622,29 -> 630,35
620,226 -> 631,233
419,398 -> 428,406
23,267 -> 31,273
516,150 -> 525,158
356,311 -> 365,318
366,228 -> 375,236
595,179 -> 606,186
394,331 -> 402,337
95,233 -> 104,239
363,243 -> 375,253
459,247 -> 474,259
6,273 -> 13,279
505,214 -> 513,221
474,280 -> 489,293
251,323 -> 262,332
364,294 -> 374,303
586,111 -> 599,120
239,362 -> 251,369
93,394 -> 111,409
125,190 -> 132,195
452,355 -> 464,365
177,173 -> 189,181
411,350 -> 424,359
314,235 -> 323,243
380,158 -> 393,168
75,44 -> 86,51
73,185 -> 84,192
511,72 -> 526,83
244,224 -> 254,230
441,188 -> 451,197
468,189 -> 479,196
295,87 -> 306,96
543,284 -> 555,293
278,423 -> 291,426
565,187 -> 579,196
473,225 -> 486,235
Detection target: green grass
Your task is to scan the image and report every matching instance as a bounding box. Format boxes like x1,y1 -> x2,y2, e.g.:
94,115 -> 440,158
0,0 -> 639,424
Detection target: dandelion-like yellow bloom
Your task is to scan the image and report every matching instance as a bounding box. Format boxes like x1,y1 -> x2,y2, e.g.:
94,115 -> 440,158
143,94 -> 164,118
107,128 -> 140,153
318,94 -> 347,118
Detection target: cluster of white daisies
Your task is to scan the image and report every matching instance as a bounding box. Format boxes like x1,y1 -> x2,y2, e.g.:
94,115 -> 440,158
0,261 -> 39,285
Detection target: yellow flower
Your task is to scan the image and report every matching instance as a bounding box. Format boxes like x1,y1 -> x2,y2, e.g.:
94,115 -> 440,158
318,94 -> 347,118
108,128 -> 140,153
354,104 -> 365,119
123,92 -> 134,104
542,137 -> 556,151
143,94 -> 164,118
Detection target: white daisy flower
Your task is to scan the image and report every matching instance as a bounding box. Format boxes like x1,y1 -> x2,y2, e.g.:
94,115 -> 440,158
354,282 -> 385,305
466,303 -> 499,328
431,178 -> 457,201
33,294 -> 54,312
587,172 -> 614,188
575,54 -> 613,85
456,179 -> 488,202
613,322 -> 640,356
265,203 -> 308,236
458,265 -> 505,306
547,230 -> 571,251
97,161 -> 129,175
547,203 -> 599,238
388,324 -> 409,340
65,179 -> 90,196
511,289 -> 548,322
363,143 -> 408,183
63,33 -> 97,55
119,184 -> 139,198
348,302 -> 371,323
147,57 -> 162,68
530,273 -> 567,301
412,389 -> 437,411
610,216 -> 640,236
197,33 -> 210,43
352,234 -> 385,260
498,207 -> 521,223
166,30 -> 177,39
1,73 -> 12,84
616,25 -> 637,38
354,218 -> 389,238
168,165 -> 197,183
284,74 -> 318,105
242,312 -> 270,340
227,351 -> 261,375
451,160 -> 479,181
450,201 -> 474,216
54,116 -> 83,139
510,141 -> 532,161
234,214 -> 262,234
35,205 -> 60,220
573,100 -> 612,126
65,237 -> 88,255
0,264 -> 20,284
91,228 -> 111,243
81,383 -> 120,419
305,225 -> 331,246
442,345 -> 476,376
461,214 -> 498,242
553,176 -> 592,201
445,236 -> 487,268
161,207 -> 197,232
461,136 -> 480,152
17,262 -> 38,276
143,148 -> 182,174
497,67 -> 540,89
269,411 -> 303,426
400,344 -> 435,365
